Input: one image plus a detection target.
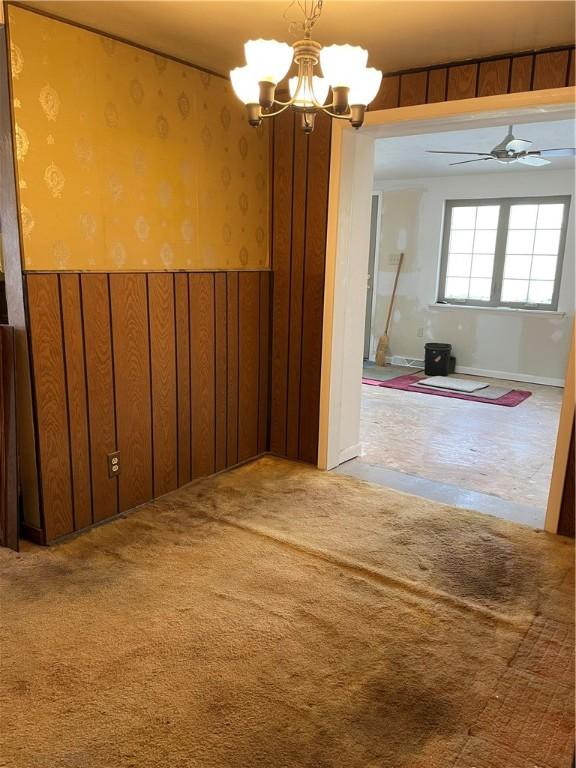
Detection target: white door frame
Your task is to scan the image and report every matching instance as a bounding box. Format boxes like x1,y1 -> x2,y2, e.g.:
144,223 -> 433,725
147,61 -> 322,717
317,88 -> 575,488
366,190 -> 383,361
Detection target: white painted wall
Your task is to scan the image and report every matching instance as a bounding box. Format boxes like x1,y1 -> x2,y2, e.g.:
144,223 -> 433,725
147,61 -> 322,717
371,169 -> 574,385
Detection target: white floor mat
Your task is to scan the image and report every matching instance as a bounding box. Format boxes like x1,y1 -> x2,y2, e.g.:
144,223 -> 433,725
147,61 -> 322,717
417,376 -> 490,393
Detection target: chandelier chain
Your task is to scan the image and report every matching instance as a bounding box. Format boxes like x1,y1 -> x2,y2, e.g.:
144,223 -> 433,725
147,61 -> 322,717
284,0 -> 324,38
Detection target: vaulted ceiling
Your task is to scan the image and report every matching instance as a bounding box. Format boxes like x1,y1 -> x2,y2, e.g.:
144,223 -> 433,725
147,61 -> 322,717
21,1 -> 576,77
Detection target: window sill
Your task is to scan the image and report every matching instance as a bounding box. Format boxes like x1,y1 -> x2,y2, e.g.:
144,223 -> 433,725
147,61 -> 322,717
428,303 -> 566,318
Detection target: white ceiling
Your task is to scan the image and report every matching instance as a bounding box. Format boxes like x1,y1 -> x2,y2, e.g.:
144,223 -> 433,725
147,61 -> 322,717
21,1 -> 576,77
373,118 -> 576,179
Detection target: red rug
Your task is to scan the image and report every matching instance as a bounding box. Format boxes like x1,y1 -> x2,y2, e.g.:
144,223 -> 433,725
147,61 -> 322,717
362,373 -> 532,407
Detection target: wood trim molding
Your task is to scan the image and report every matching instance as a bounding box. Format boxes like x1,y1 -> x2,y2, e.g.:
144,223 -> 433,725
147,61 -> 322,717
546,322 -> 575,535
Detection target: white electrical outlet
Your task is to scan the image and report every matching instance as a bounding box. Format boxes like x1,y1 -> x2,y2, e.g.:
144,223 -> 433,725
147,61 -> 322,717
417,327 -> 424,338
389,252 -> 401,266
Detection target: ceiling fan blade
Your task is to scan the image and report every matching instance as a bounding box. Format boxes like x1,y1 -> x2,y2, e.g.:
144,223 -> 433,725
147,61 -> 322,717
517,155 -> 551,166
506,138 -> 532,152
426,150 -> 493,156
535,148 -> 576,157
448,157 -> 495,166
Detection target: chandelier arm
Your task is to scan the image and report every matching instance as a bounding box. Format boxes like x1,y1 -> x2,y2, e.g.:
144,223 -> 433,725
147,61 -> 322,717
260,102 -> 294,118
317,106 -> 351,119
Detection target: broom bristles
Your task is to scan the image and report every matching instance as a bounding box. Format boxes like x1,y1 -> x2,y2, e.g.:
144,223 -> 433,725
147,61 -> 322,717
375,334 -> 388,367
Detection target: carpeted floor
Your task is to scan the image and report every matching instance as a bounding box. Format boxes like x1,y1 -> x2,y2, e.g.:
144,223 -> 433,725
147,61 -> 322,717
1,457 -> 573,768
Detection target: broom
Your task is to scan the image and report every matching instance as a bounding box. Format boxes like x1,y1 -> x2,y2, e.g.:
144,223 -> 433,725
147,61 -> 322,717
375,252 -> 404,367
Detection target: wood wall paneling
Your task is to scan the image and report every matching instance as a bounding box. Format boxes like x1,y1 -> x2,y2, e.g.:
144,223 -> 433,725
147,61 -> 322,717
509,55 -> 534,92
298,113 -> 331,464
258,272 -> 270,455
81,274 -> 118,523
569,50 -> 575,87
110,273 -> 153,512
427,68 -> 447,103
148,273 -> 178,497
477,59 -> 511,96
214,273 -> 227,472
558,419 -> 575,538
27,275 -> 74,540
533,50 -> 570,90
238,272 -> 260,462
399,71 -> 428,107
371,75 -> 400,110
0,325 -> 19,550
447,63 -> 478,100
286,125 -> 308,459
270,110 -> 294,455
190,273 -> 216,478
174,273 -> 191,486
226,272 -> 239,467
59,274 -> 92,530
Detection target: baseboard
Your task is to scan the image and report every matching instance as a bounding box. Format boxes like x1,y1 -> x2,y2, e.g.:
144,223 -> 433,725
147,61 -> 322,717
385,353 -> 564,387
20,522 -> 45,546
339,443 -> 361,464
454,366 -> 564,388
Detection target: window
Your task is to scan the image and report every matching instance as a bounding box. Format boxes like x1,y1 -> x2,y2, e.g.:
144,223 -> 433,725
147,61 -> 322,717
438,196 -> 571,310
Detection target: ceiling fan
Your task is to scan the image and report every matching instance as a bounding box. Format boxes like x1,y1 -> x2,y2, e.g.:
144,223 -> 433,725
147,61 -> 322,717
427,125 -> 576,167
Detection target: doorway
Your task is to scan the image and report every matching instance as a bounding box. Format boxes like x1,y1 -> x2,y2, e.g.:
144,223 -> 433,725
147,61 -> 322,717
318,88 -> 575,531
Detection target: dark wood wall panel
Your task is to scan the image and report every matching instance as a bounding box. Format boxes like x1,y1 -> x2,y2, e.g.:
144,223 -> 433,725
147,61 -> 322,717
226,273 -> 239,467
238,272 -> 260,462
271,43 -> 574,469
399,71 -> 427,107
148,274 -> 178,497
81,275 -> 118,523
533,50 -> 570,89
190,273 -> 216,479
214,274 -> 227,473
478,59 -> 511,97
270,110 -> 294,455
174,274 -> 191,486
447,63 -> 478,100
28,270 -> 270,542
60,274 -> 92,531
0,326 -> 18,550
110,274 -> 153,512
26,275 -> 74,540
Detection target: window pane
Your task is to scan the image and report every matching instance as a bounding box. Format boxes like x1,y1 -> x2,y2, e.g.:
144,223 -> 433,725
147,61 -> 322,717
504,254 -> 532,279
527,281 -> 554,304
506,229 -> 535,255
533,229 -> 561,255
509,204 -> 538,229
501,279 -> 528,303
469,278 -> 492,300
449,230 -> 474,253
531,255 -> 557,281
473,230 -> 497,254
471,253 -> 494,278
447,253 -> 472,277
451,207 -> 476,229
475,205 -> 500,229
445,277 -> 469,299
537,204 -> 564,229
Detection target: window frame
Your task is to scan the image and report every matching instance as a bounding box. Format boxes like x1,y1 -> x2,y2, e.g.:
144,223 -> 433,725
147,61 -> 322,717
437,195 -> 571,311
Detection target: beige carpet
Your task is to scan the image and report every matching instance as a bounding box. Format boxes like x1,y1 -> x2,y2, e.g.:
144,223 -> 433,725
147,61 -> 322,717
0,457 -> 573,768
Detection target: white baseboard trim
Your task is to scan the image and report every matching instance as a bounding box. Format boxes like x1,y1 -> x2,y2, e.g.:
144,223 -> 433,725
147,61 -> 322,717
339,443 -> 361,464
454,365 -> 564,388
385,354 -> 564,387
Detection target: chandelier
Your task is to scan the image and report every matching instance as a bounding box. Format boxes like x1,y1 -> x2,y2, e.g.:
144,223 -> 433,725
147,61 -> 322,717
230,0 -> 382,133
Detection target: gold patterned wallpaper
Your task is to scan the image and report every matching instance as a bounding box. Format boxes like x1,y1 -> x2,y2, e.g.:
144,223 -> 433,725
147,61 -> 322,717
8,6 -> 269,271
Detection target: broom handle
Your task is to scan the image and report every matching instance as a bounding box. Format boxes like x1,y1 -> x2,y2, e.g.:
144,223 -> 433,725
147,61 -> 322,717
384,252 -> 404,336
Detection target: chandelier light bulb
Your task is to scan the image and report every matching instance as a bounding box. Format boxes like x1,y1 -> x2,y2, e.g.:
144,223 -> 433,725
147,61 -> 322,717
319,44 -> 368,88
230,65 -> 260,105
244,39 -> 294,84
348,67 -> 383,106
289,75 -> 329,108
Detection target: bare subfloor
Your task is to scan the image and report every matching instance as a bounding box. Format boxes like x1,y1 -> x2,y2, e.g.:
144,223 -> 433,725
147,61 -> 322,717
357,372 -> 563,512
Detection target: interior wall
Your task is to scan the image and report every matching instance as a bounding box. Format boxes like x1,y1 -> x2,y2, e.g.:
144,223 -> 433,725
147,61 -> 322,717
271,43 -> 574,465
5,7 -> 271,541
372,169 -> 574,384
9,5 -> 269,271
